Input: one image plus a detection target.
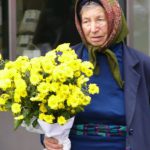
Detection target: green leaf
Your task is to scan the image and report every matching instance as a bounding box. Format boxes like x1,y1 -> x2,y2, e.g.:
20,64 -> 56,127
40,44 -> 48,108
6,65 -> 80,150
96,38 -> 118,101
33,109 -> 39,116
23,109 -> 30,117
75,106 -> 84,113
32,119 -> 38,127
5,101 -> 12,110
24,117 -> 31,126
14,119 -> 23,130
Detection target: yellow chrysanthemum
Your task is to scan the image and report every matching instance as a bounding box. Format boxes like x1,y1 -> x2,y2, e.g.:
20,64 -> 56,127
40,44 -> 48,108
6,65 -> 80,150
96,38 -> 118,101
77,75 -> 89,87
1,94 -> 10,100
14,115 -> 24,120
5,61 -> 14,69
56,43 -> 71,52
56,93 -> 67,103
41,58 -> 55,74
14,56 -> 29,71
52,64 -> 73,82
81,96 -> 91,105
84,69 -> 93,77
0,97 -> 7,105
37,82 -> 51,94
39,113 -> 45,120
14,77 -> 27,89
58,103 -> 65,109
12,72 -> 22,79
58,51 -> 77,63
0,70 -> 11,79
30,93 -> 46,102
30,72 -> 43,85
0,106 -> 7,111
88,84 -> 99,94
81,69 -> 93,77
57,116 -> 67,125
74,71 -> 81,77
11,103 -> 21,114
16,56 -> 29,63
21,62 -> 31,73
67,96 -> 80,108
59,84 -> 70,95
45,75 -> 53,83
0,79 -> 12,91
30,57 -> 42,71
15,88 -> 27,98
6,68 -> 18,79
68,59 -> 81,71
82,61 -> 94,69
49,82 -> 60,92
44,115 -> 55,124
0,94 -> 10,105
39,103 -> 47,113
48,95 -> 59,110
45,51 -> 57,64
14,90 -> 22,103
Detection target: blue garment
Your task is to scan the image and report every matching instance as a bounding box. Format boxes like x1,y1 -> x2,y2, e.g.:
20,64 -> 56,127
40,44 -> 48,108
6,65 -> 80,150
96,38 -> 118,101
70,43 -> 126,150
40,42 -> 150,150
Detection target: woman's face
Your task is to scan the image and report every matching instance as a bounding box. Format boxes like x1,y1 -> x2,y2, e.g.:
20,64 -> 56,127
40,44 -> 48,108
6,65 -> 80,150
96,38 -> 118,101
80,5 -> 108,46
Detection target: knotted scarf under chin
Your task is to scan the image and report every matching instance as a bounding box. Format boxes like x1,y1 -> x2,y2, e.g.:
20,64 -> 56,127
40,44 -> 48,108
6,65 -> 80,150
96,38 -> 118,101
75,0 -> 128,89
88,46 -> 124,89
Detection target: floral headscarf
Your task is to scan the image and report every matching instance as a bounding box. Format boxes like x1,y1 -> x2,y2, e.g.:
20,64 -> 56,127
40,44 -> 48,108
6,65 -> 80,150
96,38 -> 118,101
75,0 -> 128,49
74,0 -> 128,89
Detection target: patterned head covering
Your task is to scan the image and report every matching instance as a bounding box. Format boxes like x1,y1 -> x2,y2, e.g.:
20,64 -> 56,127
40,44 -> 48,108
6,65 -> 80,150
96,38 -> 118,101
75,0 -> 128,88
75,0 -> 128,49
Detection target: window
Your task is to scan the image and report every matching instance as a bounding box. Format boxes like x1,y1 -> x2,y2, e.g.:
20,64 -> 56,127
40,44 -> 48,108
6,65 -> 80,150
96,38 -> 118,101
127,0 -> 150,55
15,0 -> 80,58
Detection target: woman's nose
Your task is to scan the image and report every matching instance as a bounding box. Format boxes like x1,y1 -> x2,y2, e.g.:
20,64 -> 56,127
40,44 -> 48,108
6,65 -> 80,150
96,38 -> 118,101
90,22 -> 99,33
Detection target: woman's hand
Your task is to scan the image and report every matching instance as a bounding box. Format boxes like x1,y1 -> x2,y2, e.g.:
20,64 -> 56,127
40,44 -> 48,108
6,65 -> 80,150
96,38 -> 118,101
44,137 -> 63,150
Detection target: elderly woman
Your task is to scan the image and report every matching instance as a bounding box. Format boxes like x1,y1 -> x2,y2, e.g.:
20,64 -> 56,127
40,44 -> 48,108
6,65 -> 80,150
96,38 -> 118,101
42,0 -> 150,150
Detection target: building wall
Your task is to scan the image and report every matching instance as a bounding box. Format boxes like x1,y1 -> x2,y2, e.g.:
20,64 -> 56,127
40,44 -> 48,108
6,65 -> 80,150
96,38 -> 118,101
0,112 -> 43,150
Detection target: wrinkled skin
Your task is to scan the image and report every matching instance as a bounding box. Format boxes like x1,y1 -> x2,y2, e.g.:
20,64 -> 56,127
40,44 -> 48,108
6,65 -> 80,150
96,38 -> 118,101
44,137 -> 63,150
80,4 -> 108,46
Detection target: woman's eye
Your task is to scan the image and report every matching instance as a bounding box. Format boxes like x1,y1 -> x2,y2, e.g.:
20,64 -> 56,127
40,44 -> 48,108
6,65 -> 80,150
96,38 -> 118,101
98,18 -> 104,21
82,20 -> 89,24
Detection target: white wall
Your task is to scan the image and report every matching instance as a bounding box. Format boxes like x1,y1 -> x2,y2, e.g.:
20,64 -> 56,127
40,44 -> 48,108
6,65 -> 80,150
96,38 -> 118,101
0,112 -> 43,150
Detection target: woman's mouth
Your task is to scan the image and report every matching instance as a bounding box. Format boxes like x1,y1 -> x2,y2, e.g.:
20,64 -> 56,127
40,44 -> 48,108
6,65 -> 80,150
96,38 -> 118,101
90,36 -> 104,42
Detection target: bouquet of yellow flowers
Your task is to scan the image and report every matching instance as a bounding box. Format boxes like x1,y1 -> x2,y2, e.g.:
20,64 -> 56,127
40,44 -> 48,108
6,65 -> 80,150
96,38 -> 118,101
0,43 -> 99,150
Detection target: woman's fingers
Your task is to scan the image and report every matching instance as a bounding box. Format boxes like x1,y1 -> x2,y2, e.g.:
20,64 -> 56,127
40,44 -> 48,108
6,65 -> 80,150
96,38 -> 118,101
44,137 -> 63,150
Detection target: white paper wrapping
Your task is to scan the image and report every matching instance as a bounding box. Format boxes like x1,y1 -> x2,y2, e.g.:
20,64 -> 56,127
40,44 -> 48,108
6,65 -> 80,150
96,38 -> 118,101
38,117 -> 75,150
21,117 -> 44,134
